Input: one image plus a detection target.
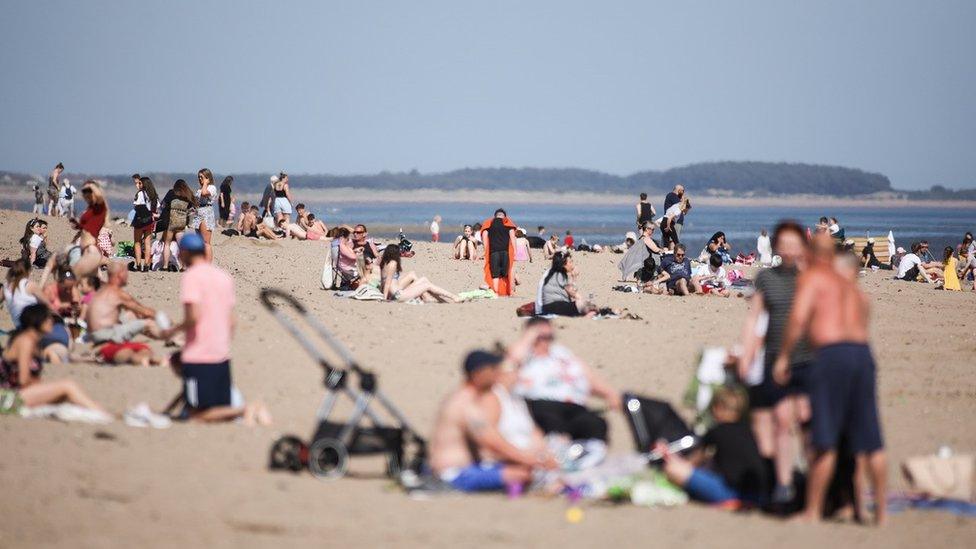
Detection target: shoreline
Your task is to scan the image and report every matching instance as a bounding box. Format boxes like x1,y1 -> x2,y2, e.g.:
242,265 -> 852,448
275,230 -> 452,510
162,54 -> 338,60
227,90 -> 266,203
2,186 -> 976,209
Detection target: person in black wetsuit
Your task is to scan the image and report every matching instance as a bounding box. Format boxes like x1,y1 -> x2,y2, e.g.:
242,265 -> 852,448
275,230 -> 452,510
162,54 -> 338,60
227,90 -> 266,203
635,193 -> 655,230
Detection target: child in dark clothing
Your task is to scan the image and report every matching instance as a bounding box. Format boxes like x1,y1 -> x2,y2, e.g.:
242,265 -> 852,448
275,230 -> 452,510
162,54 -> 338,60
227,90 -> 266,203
655,387 -> 769,508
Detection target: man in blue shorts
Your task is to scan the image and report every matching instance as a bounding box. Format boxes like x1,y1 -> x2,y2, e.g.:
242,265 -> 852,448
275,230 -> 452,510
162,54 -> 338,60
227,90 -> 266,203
429,350 -> 557,492
774,233 -> 887,525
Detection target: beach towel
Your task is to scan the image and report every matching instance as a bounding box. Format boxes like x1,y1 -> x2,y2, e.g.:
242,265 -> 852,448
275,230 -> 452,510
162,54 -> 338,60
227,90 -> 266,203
350,285 -> 385,301
20,403 -> 113,424
457,289 -> 497,301
618,242 -> 650,281
480,216 -> 518,296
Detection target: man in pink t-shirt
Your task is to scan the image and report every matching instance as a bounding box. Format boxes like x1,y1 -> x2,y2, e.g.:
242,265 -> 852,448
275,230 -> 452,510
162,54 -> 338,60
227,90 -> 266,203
164,233 -> 236,415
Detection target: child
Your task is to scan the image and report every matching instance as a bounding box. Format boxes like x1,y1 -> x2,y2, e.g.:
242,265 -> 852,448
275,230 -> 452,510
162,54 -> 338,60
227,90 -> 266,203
654,386 -> 768,508
430,215 -> 441,243
942,247 -> 961,291
692,253 -> 731,297
563,230 -> 575,249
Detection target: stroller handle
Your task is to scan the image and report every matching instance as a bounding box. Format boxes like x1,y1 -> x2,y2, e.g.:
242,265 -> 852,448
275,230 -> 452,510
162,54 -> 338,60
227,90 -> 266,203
259,287 -> 365,375
260,287 -> 307,314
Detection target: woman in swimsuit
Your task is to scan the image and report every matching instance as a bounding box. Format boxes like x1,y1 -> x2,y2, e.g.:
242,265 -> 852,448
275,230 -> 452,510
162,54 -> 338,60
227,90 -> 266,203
379,245 -> 460,303
190,168 -> 217,262
0,304 -> 109,416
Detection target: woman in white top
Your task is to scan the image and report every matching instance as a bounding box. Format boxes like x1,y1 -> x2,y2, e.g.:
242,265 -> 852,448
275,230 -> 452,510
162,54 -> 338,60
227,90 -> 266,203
131,176 -> 160,272
757,229 -> 773,266
506,318 -> 620,442
1,259 -> 48,328
378,245 -> 460,303
190,168 -> 217,262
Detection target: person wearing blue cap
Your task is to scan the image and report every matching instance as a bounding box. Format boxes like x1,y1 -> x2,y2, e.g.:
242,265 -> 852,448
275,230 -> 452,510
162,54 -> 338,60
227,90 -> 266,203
428,350 -> 557,493
161,232 -> 237,418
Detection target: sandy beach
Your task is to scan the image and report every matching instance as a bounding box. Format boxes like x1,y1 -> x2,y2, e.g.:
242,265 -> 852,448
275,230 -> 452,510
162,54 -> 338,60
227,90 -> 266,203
0,208 -> 974,548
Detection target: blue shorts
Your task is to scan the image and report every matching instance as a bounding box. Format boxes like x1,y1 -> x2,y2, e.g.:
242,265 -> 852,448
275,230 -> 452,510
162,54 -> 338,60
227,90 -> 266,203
684,468 -> 739,503
182,360 -> 232,410
809,343 -> 884,454
443,463 -> 505,492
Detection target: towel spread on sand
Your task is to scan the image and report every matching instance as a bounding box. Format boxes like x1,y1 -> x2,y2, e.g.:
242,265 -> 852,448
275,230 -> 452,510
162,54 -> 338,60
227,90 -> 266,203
458,289 -> 497,301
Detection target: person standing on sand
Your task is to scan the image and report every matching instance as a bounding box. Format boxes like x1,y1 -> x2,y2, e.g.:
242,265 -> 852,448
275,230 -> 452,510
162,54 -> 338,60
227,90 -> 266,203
636,192 -> 656,230
663,184 -> 686,240
32,184 -> 44,215
480,209 -> 517,296
218,176 -> 234,228
773,233 -> 887,525
46,163 -> 63,216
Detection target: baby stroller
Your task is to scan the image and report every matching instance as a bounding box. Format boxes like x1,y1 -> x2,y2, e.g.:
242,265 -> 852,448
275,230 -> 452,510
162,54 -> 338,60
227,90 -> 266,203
261,288 -> 427,479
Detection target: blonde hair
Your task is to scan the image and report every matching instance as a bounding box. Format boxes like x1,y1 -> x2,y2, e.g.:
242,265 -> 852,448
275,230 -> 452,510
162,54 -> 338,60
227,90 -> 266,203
710,386 -> 747,421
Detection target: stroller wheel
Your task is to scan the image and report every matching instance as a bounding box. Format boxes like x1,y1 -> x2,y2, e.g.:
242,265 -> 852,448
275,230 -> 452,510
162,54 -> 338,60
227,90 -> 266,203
269,435 -> 307,472
308,438 -> 349,479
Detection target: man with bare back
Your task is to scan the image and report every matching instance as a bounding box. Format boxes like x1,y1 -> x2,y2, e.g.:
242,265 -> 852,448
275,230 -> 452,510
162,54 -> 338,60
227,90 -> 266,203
774,233 -> 886,525
429,350 -> 557,492
85,262 -> 166,362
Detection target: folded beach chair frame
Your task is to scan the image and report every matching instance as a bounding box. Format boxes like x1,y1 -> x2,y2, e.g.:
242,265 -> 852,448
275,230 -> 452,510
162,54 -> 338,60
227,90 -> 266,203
260,288 -> 427,480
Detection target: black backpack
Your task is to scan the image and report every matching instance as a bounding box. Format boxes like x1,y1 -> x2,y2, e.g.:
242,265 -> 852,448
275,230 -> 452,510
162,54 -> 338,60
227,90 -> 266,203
64,186 -> 73,200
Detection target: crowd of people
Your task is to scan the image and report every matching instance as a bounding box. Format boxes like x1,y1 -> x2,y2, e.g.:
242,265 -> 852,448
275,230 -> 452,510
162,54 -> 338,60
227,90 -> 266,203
3,167 -> 973,528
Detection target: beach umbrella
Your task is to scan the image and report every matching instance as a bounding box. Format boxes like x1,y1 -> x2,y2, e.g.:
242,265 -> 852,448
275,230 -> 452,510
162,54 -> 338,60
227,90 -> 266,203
887,231 -> 895,258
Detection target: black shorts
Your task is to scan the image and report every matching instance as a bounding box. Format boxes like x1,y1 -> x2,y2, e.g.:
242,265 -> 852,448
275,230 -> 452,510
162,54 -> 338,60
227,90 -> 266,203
665,276 -> 689,291
182,360 -> 232,410
749,361 -> 810,409
525,399 -> 607,441
489,251 -> 509,279
808,343 -> 883,453
901,266 -> 920,281
540,300 -> 582,317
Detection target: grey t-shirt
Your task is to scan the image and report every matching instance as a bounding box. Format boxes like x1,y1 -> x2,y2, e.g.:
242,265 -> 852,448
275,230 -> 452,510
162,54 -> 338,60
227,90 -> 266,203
541,271 -> 571,305
755,266 -> 812,367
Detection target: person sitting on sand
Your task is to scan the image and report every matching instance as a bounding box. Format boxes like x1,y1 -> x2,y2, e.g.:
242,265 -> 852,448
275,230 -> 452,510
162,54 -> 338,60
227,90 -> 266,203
332,226 -> 359,283
159,234 -> 271,424
537,251 -> 592,317
513,228 -> 533,263
542,234 -> 559,259
306,214 -> 329,239
429,350 -> 557,492
653,386 -> 768,507
647,244 -> 697,296
508,318 -> 621,443
942,247 -> 961,291
379,245 -> 460,303
563,230 -> 575,250
692,253 -> 731,297
2,259 -> 49,329
276,218 -> 325,241
896,242 -> 942,283
233,201 -> 252,234
351,224 -> 380,274
295,203 -> 310,228
241,205 -> 279,240
1,304 -> 111,418
453,224 -> 479,261
861,238 -> 882,269
85,262 -> 168,363
20,218 -> 52,268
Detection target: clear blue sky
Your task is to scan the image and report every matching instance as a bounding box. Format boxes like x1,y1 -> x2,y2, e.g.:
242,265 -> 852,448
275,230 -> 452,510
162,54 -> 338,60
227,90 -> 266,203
1,1 -> 973,189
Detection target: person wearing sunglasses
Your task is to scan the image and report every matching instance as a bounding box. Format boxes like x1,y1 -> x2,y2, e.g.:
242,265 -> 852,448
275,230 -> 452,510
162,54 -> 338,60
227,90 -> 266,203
649,243 -> 697,296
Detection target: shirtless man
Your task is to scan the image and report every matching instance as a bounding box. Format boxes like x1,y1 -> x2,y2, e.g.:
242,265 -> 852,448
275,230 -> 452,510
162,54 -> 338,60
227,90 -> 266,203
85,262 -> 167,365
429,350 -> 557,492
773,233 -> 886,525
238,205 -> 279,239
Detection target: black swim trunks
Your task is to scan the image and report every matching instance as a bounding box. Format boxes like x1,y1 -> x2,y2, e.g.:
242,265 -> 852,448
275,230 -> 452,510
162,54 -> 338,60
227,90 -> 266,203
808,343 -> 883,453
489,250 -> 509,279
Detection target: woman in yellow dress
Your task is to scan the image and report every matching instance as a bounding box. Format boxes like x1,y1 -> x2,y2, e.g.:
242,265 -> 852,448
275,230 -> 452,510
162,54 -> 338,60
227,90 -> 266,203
942,247 -> 961,291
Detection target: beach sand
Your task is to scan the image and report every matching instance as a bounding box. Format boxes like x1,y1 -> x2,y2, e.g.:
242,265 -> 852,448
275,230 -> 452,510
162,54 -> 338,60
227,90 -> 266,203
0,209 -> 974,548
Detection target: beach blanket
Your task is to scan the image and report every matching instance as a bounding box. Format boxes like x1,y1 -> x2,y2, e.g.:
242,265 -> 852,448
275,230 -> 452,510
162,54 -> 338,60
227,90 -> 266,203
480,216 -> 518,296
20,404 -> 113,424
458,289 -> 497,301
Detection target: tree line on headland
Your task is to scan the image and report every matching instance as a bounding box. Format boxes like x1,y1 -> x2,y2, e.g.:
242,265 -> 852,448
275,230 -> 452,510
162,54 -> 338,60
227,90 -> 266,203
1,161 -> 973,199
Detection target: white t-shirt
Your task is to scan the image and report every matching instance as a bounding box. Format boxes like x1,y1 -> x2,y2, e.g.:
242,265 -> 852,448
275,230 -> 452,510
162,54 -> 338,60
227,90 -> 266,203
430,221 -> 439,234
896,253 -> 923,278
59,183 -> 76,201
829,223 -> 840,235
29,234 -> 43,250
693,264 -> 727,286
514,344 -> 590,406
196,185 -> 217,206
